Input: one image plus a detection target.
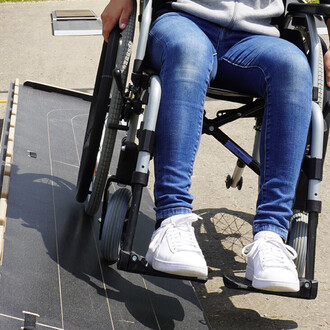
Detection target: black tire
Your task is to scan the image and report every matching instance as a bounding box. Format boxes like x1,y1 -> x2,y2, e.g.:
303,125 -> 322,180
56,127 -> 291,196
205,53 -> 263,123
100,188 -> 132,263
316,37 -> 324,106
76,30 -> 120,203
76,4 -> 136,215
289,38 -> 324,278
85,15 -> 135,215
287,212 -> 308,277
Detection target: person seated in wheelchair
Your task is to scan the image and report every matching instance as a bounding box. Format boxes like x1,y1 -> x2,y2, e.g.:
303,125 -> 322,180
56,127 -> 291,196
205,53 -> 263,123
101,0 -> 330,292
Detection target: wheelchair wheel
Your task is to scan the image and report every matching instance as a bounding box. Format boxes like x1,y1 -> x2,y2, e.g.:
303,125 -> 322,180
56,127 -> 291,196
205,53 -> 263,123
100,188 -> 132,264
76,30 -> 120,204
76,4 -> 136,216
316,37 -> 324,106
287,211 -> 308,277
85,12 -> 136,216
292,27 -> 324,105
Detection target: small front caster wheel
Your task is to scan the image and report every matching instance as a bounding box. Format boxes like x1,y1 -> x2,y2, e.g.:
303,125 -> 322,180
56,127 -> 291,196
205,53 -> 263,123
237,177 -> 243,190
225,175 -> 232,189
100,188 -> 132,264
287,212 -> 308,277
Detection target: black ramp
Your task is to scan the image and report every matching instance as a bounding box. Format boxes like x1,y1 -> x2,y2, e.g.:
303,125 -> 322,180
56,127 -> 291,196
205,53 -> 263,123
0,84 -> 209,329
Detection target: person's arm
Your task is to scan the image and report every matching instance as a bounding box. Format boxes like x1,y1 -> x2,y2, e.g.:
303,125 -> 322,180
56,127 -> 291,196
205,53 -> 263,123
323,19 -> 330,87
101,0 -> 133,42
319,0 -> 330,86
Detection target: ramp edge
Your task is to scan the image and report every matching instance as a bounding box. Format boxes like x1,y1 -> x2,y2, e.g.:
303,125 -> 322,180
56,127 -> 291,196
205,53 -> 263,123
0,78 -> 19,265
23,80 -> 93,102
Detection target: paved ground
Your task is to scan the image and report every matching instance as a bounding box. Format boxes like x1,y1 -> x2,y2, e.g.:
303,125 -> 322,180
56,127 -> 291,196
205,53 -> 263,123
1,1 -> 329,329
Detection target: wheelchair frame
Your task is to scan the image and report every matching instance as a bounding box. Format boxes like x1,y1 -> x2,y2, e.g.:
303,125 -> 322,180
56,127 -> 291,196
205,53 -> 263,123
76,1 -> 330,299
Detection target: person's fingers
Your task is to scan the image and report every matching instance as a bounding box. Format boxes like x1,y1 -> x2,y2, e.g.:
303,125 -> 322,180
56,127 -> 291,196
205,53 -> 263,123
324,50 -> 330,87
100,0 -> 133,42
101,14 -> 117,42
119,3 -> 133,30
326,71 -> 330,88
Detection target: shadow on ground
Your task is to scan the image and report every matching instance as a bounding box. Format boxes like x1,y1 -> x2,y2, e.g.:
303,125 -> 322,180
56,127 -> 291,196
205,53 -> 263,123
192,207 -> 298,329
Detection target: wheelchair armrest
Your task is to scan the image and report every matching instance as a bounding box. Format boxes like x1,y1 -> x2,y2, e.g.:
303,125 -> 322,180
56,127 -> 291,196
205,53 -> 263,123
287,3 -> 330,17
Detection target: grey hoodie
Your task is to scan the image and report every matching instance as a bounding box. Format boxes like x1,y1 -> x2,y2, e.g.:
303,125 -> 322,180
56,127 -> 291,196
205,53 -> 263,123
154,0 -> 285,37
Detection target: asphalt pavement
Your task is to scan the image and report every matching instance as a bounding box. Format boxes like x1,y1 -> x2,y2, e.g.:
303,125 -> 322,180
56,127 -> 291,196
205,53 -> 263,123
1,1 -> 330,328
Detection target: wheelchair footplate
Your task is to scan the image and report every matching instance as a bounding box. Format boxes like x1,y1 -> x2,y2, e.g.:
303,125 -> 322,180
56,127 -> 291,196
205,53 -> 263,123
223,274 -> 318,299
117,250 -> 208,283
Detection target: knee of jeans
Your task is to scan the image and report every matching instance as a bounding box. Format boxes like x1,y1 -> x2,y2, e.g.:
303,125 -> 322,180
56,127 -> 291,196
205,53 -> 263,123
272,49 -> 312,88
165,37 -> 215,77
290,52 -> 311,80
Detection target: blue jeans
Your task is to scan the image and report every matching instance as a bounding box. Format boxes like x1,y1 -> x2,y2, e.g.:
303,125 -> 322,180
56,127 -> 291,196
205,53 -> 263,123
147,12 -> 312,240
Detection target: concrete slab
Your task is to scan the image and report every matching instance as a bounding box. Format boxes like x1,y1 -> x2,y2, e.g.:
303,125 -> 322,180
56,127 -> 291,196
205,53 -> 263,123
0,0 -> 330,328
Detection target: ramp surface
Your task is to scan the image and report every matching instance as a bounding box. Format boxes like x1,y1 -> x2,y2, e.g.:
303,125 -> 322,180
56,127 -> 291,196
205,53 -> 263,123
0,84 -> 209,329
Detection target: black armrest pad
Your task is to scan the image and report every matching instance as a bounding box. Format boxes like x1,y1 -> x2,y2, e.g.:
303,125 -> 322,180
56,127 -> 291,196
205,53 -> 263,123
287,3 -> 330,17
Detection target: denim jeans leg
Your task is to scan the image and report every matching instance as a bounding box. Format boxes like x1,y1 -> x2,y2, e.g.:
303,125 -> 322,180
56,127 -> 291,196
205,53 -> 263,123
147,13 -> 217,221
218,35 -> 312,240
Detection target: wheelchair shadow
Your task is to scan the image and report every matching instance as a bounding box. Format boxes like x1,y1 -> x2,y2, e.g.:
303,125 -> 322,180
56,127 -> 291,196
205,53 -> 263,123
195,207 -> 254,275
56,203 -> 192,329
192,207 -> 299,329
4,164 -> 298,328
3,165 -> 190,329
76,253 -> 186,329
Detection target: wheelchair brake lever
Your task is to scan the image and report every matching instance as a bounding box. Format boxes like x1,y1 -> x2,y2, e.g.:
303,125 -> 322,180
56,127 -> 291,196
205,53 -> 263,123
113,68 -> 125,98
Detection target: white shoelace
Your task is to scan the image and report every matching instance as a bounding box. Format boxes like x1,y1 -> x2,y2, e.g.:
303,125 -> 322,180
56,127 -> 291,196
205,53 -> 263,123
149,215 -> 202,254
242,238 -> 297,269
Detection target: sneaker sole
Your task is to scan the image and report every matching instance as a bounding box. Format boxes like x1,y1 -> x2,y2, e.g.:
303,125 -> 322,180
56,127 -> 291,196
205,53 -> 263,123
152,259 -> 208,278
252,278 -> 300,292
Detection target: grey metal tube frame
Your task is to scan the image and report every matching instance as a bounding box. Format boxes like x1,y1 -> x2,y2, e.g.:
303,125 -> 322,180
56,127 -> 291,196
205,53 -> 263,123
115,0 -> 207,282
110,0 -> 327,291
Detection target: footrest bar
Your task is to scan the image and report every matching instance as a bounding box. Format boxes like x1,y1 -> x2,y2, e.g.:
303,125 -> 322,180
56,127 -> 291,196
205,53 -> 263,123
117,250 -> 208,283
223,275 -> 318,299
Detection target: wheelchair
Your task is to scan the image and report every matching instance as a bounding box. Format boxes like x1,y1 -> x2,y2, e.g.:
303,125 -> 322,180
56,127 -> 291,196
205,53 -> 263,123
76,0 -> 330,300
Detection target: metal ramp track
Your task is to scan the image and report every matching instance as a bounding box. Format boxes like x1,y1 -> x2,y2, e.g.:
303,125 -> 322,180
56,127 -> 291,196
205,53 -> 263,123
0,82 -> 209,329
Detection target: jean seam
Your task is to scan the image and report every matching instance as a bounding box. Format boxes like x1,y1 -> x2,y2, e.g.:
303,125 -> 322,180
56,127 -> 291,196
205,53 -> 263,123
261,69 -> 272,209
221,57 -> 275,227
156,207 -> 192,221
253,224 -> 288,241
187,49 -> 216,179
221,59 -> 270,205
150,14 -> 217,218
222,57 -> 266,73
148,31 -> 166,70
215,28 -> 223,56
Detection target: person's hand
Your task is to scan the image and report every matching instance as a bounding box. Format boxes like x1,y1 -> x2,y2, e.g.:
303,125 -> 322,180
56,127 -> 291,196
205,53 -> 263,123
325,49 -> 330,87
101,0 -> 133,42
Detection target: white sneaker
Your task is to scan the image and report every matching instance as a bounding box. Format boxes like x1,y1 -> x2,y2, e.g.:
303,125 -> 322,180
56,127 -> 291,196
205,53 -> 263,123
145,214 -> 208,277
242,231 -> 300,292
